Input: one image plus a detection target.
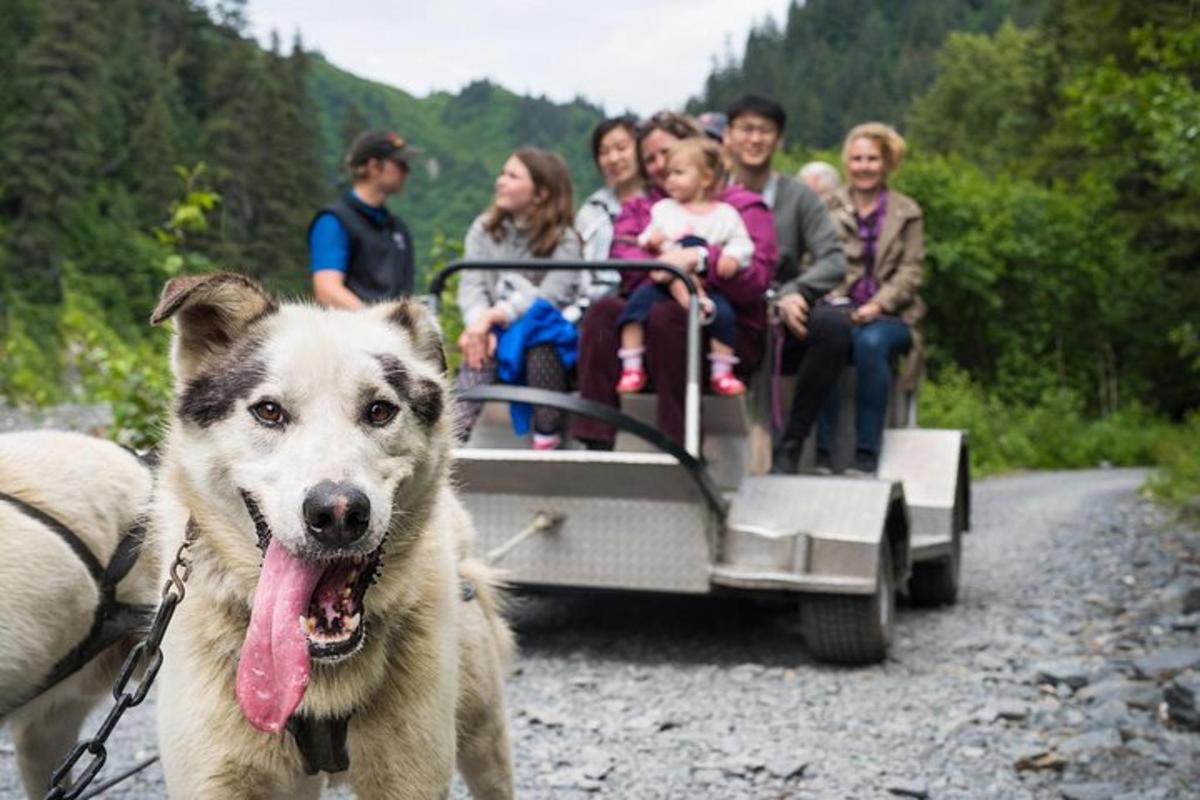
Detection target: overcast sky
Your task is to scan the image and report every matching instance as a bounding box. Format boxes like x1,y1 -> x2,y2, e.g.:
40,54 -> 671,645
244,0 -> 793,116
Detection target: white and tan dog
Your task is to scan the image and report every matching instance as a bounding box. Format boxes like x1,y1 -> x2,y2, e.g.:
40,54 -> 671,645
0,430 -> 157,798
149,273 -> 513,799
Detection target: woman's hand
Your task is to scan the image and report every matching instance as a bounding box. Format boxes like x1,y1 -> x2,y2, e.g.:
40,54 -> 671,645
776,293 -> 810,339
851,301 -> 883,325
644,229 -> 667,252
656,247 -> 701,272
457,311 -> 501,369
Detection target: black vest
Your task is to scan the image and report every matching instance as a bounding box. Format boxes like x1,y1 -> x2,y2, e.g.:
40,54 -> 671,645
310,194 -> 415,301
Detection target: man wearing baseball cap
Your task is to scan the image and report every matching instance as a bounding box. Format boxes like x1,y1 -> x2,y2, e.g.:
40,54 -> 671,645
308,130 -> 420,308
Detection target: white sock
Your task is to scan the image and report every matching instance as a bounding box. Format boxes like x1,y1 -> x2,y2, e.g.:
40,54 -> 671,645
618,346 -> 645,372
532,432 -> 561,449
709,352 -> 738,378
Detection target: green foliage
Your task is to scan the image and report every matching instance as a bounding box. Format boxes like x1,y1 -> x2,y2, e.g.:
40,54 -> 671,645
691,0 -> 1042,148
920,367 -> 1170,477
426,232 -> 465,373
59,286 -> 173,450
1145,414 -> 1200,518
908,22 -> 1055,174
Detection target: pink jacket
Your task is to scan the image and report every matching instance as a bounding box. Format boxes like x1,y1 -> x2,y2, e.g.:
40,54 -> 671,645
610,186 -> 778,333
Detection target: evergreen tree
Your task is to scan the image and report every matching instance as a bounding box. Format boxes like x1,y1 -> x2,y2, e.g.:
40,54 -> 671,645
0,0 -> 108,312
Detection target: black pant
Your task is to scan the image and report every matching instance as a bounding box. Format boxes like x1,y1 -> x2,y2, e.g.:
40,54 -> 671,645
779,304 -> 853,445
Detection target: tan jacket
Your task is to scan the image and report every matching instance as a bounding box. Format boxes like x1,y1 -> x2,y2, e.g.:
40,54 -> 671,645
827,186 -> 926,389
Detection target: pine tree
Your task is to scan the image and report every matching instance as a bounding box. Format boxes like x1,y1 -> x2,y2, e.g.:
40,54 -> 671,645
1,0 -> 108,311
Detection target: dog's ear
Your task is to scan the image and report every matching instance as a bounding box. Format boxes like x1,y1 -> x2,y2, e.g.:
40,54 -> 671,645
151,273 -> 277,376
374,298 -> 448,376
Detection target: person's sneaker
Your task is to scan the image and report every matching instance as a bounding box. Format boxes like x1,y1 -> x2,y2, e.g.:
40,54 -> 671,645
844,450 -> 878,477
770,439 -> 802,475
709,372 -> 746,396
616,367 -> 647,393
813,449 -> 834,476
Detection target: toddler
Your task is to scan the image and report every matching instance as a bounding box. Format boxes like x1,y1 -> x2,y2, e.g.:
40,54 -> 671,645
616,138 -> 754,396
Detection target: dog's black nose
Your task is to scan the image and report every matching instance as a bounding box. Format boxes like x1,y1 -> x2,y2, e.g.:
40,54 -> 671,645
303,481 -> 371,547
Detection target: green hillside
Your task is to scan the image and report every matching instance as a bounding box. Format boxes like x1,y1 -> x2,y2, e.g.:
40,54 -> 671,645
308,58 -> 605,278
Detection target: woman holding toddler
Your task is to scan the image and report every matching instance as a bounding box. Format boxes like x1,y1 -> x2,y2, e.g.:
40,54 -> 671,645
573,111 -> 778,448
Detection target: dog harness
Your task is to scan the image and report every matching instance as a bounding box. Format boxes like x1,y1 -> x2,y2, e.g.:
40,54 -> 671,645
0,490 -> 154,717
284,577 -> 480,775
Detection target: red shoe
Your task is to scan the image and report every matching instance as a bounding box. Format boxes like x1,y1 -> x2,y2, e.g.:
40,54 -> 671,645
616,368 -> 647,393
710,372 -> 746,396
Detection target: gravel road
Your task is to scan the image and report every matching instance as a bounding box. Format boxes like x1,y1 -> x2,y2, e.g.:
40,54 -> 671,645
3,467 -> 1198,799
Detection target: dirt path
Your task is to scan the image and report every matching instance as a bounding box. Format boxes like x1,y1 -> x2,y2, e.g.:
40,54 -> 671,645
3,468 -> 1197,799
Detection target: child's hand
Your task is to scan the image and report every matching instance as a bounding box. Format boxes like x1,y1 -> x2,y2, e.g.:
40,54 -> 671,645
715,255 -> 740,278
644,230 -> 667,252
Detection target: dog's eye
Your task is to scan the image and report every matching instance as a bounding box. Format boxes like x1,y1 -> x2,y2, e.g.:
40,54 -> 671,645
250,401 -> 288,427
365,400 -> 398,427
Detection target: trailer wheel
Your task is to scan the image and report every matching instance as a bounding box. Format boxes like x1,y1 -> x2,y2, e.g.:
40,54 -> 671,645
907,527 -> 960,606
803,543 -> 894,664
908,468 -> 967,606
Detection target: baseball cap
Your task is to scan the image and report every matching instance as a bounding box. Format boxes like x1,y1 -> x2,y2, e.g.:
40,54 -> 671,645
346,130 -> 422,169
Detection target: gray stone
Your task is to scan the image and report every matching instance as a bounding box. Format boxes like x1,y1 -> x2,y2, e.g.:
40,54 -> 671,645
763,755 -> 808,779
1057,728 -> 1122,755
886,780 -> 931,799
1132,647 -> 1200,680
578,747 -> 613,780
523,707 -> 567,728
1163,672 -> 1199,731
1060,782 -> 1124,800
1032,659 -> 1092,689
1184,586 -> 1200,615
991,702 -> 1030,722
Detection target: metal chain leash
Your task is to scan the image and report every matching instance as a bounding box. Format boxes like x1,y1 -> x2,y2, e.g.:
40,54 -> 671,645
43,521 -> 198,800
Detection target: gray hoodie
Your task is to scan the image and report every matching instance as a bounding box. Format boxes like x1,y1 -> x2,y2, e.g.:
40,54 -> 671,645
457,214 -> 582,328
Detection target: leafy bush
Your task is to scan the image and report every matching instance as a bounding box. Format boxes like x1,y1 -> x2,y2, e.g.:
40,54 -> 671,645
1145,414 -> 1200,518
920,366 -> 1171,477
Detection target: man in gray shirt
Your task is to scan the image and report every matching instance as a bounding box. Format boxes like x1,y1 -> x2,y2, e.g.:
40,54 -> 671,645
724,95 -> 852,473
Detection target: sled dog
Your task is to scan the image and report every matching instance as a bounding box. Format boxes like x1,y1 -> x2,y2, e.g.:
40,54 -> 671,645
149,273 -> 514,799
0,431 -> 157,798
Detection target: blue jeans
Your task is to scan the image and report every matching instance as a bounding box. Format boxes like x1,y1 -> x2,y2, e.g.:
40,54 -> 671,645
617,282 -> 736,347
817,318 -> 912,457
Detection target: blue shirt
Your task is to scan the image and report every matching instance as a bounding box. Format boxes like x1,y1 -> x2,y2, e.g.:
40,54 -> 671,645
309,193 -> 391,273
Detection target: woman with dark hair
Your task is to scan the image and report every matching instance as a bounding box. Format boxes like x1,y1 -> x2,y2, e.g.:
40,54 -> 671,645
576,116 -> 643,262
456,147 -> 583,449
572,111 -> 778,448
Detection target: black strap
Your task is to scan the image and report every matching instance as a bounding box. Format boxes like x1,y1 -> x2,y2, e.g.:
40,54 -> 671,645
0,492 -> 153,715
0,490 -> 105,585
457,385 -> 729,517
287,714 -> 351,775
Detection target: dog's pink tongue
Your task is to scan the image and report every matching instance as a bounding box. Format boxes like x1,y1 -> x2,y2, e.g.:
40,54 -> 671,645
236,539 -> 325,733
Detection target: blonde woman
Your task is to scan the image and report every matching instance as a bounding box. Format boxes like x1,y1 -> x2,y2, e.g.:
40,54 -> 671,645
818,123 -> 925,474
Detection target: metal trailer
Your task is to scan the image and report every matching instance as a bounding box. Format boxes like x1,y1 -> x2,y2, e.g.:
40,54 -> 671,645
431,260 -> 970,664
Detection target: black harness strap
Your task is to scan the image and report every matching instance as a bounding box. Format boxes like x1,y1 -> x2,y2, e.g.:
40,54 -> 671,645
0,491 -> 106,585
0,492 -> 154,716
287,714 -> 352,775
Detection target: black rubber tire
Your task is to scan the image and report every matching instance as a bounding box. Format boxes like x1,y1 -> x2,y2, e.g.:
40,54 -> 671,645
907,527 -> 960,606
803,543 -> 895,664
908,469 -> 967,606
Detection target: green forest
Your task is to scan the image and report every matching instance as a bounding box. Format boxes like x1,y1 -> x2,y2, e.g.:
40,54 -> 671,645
0,0 -> 1196,506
